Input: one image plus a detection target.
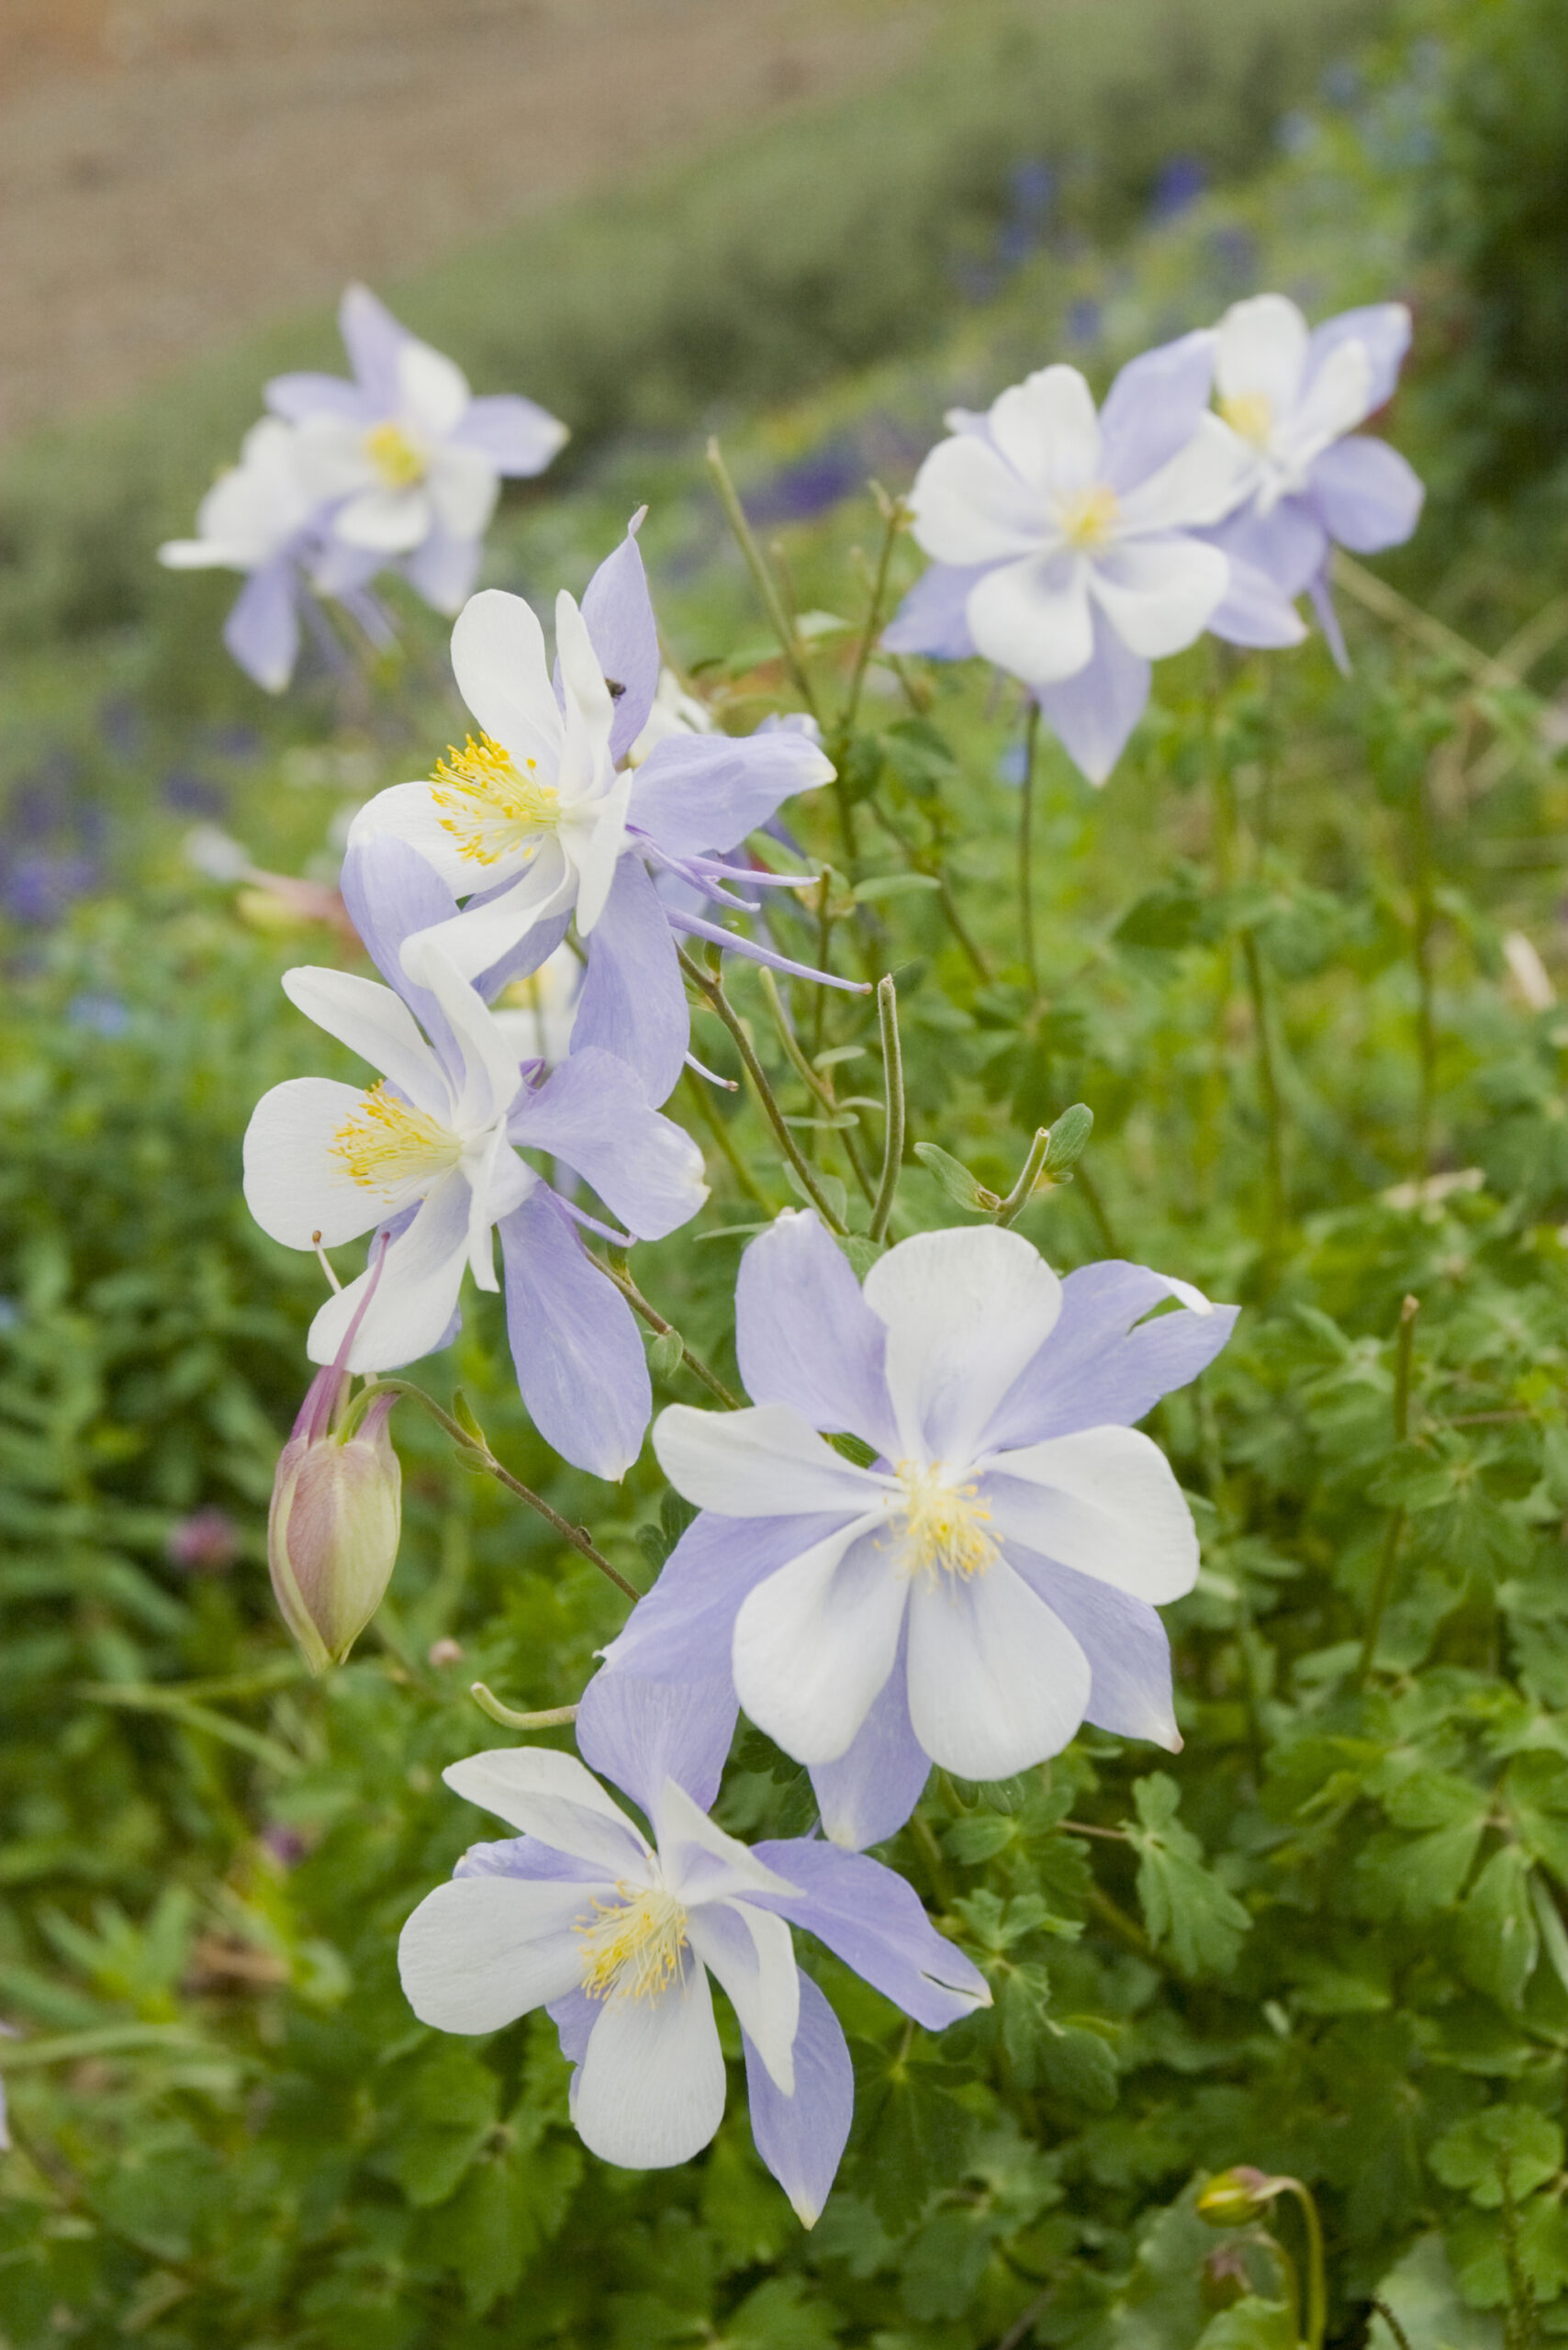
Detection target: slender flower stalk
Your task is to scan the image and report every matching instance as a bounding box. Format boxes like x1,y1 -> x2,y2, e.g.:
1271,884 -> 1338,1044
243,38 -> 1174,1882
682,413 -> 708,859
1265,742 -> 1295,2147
868,976 -> 904,1243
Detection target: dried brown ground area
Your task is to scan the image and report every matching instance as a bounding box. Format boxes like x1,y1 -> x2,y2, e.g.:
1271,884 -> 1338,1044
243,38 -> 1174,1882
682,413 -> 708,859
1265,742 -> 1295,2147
0,0 -> 933,442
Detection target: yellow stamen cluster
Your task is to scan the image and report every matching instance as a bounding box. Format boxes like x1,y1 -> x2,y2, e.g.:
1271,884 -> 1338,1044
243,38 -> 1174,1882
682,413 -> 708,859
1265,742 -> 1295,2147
429,734 -> 561,866
893,1460 -> 998,1583
1058,483 -> 1121,553
330,1083 -> 459,1193
364,420 -> 428,490
1219,391 -> 1274,451
577,1886 -> 689,2003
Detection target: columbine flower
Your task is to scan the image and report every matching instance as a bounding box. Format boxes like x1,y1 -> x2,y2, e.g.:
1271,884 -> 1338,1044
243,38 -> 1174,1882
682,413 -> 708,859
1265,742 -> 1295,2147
884,334 -> 1253,784
242,861 -> 707,1478
350,516 -> 839,1104
158,419 -> 335,693
269,283 -> 567,615
1202,294 -> 1424,667
398,1673 -> 987,2216
605,1213 -> 1235,1847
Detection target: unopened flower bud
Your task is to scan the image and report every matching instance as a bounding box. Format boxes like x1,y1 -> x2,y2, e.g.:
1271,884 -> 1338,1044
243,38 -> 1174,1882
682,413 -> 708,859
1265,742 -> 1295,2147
267,1241 -> 401,1673
1195,2166 -> 1283,2226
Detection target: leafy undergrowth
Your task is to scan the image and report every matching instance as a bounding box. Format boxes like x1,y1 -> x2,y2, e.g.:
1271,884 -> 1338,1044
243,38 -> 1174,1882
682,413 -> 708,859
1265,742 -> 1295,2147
6,38 -> 1568,2350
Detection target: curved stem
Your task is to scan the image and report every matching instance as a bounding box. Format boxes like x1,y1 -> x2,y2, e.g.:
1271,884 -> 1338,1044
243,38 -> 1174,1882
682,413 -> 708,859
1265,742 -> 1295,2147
1280,2179 -> 1327,2350
679,946 -> 850,1234
1018,701 -> 1041,994
592,1252 -> 742,1410
993,1127 -> 1049,1228
470,1683 -> 579,1731
705,436 -> 819,719
868,974 -> 905,1243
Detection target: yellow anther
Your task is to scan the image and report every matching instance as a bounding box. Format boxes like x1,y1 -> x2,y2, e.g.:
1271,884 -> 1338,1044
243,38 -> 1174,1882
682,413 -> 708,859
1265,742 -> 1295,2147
1058,483 -> 1121,552
577,1886 -> 689,2002
429,734 -> 561,866
364,421 -> 428,490
1219,391 -> 1274,451
330,1084 -> 459,1193
893,1460 -> 998,1583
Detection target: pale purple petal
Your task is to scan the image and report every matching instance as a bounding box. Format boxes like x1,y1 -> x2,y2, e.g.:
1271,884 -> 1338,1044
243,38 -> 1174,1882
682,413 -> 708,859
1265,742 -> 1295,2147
569,854 -> 689,1105
576,1671 -> 738,1816
340,282 -> 409,407
1307,566 -> 1351,674
1008,1554 -> 1180,1750
476,906 -> 574,1002
754,1838 -> 990,2027
225,560 -> 301,694
510,1046 -> 706,1238
734,1211 -> 901,1459
630,730 -> 833,859
580,520 -> 661,759
980,1261 -> 1238,1449
880,561 -> 985,660
1032,613 -> 1151,787
744,1973 -> 853,2227
1206,554 -> 1308,650
1305,302 -> 1411,416
402,527 -> 483,616
1207,498 -> 1327,600
547,1986 -> 599,2065
499,1188 -> 650,1478
603,1512 -> 849,1680
806,1630 -> 931,1850
1097,329 -> 1215,493
454,393 -> 569,478
1306,437 -> 1424,554
338,835 -> 462,1078
266,371 -> 371,424
455,1835 -> 609,1885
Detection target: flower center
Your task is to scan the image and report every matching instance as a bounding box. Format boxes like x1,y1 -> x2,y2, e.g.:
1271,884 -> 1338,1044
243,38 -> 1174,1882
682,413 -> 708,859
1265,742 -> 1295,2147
330,1084 -> 461,1194
577,1886 -> 689,2002
364,421 -> 427,490
429,734 -> 562,865
1219,391 -> 1274,451
1058,483 -> 1120,552
893,1460 -> 998,1582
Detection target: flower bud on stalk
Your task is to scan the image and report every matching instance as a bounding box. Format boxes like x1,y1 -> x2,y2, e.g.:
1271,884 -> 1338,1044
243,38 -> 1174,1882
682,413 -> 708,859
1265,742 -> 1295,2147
268,1244 -> 401,1673
1195,2166 -> 1287,2227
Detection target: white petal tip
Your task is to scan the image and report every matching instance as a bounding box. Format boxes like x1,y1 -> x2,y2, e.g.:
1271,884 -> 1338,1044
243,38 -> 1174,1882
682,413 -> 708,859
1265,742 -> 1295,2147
788,2190 -> 823,2229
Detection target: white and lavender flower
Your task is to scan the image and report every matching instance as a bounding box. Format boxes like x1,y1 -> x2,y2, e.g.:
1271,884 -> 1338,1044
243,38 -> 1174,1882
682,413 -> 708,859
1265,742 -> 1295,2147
884,335 -> 1253,783
349,517 -> 841,1103
269,283 -> 568,616
398,1674 -> 987,2217
605,1213 -> 1235,1847
1201,294 -> 1424,667
242,844 -> 707,1478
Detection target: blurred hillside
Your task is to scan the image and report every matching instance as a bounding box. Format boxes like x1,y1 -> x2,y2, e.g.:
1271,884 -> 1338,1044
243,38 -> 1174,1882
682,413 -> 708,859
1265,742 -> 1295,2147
0,0 -> 931,440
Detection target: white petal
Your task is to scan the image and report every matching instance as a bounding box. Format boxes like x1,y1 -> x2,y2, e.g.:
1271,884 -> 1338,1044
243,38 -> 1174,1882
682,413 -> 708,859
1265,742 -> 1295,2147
909,434 -> 1047,566
293,417 -> 376,503
1088,537 -> 1229,659
1289,337 -> 1374,463
443,1748 -> 653,1874
988,365 -> 1102,495
966,551 -> 1094,686
281,966 -> 448,1115
652,1776 -> 798,1907
429,444 -> 499,542
905,1561 -> 1090,1777
572,1961 -> 726,2168
862,1227 -> 1061,1463
398,337 -> 471,437
348,779 -> 501,895
450,589 -> 564,773
399,848 -> 573,985
686,1900 -> 800,2095
333,486 -> 431,554
402,940 -> 523,1128
733,1525 -> 907,1765
307,1171 -> 471,1371
243,1077 -> 384,1248
1215,293 -> 1309,412
568,790 -> 633,936
1116,414 -> 1255,533
398,1874 -> 595,2032
653,1402 -> 885,1518
980,1427 -> 1199,1604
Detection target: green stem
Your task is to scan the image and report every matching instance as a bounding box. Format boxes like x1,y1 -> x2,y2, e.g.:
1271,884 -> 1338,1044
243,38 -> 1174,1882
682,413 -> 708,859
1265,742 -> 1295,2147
353,1380 -> 639,1600
810,869 -> 836,1058
1355,1294 -> 1420,1685
705,436 -> 818,718
1412,759 -> 1437,1180
1279,2179 -> 1327,2350
1018,700 -> 1041,993
470,1683 -> 580,1731
993,1127 -> 1049,1228
868,975 -> 905,1243
759,969 -> 877,1206
682,1067 -> 775,1212
839,486 -> 903,741
865,797 -> 991,979
1239,926 -> 1286,1247
678,947 -> 850,1234
1073,1164 -> 1122,1258
593,1252 -> 742,1409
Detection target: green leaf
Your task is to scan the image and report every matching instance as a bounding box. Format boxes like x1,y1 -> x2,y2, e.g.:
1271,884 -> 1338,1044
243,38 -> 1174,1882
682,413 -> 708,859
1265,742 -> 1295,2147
1113,878 -> 1210,954
942,1812 -> 1016,1865
1359,1772 -> 1492,1919
647,1327 -> 685,1382
853,2042 -> 976,2232
1458,1845 -> 1540,2007
1043,1102 -> 1093,1179
851,872 -> 943,903
913,1141 -> 997,1212
1039,2020 -> 1118,2112
1431,2105 -> 1564,2206
1367,2233 -> 1504,2350
1193,2297 -> 1295,2350
899,2205 -> 998,2322
882,716 -> 958,799
1127,1774 -> 1251,1977
839,1233 -> 885,1279
380,2046 -> 498,2209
